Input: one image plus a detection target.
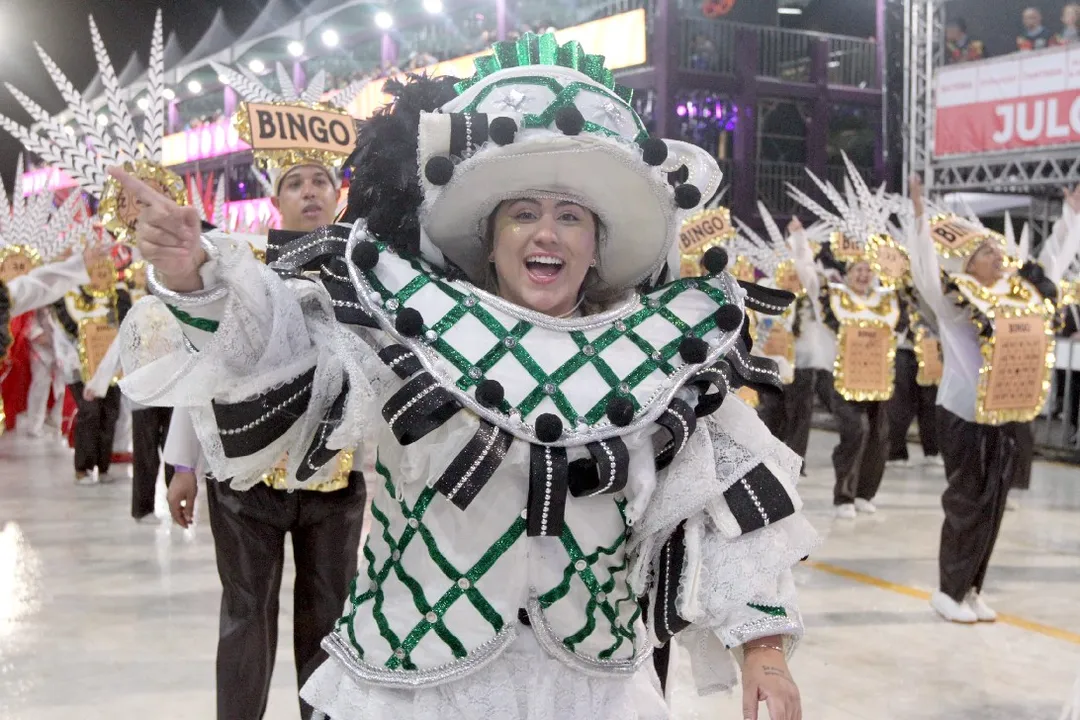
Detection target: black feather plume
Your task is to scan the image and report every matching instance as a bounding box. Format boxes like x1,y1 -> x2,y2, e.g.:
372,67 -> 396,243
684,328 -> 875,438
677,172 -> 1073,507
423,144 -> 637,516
343,74 -> 460,257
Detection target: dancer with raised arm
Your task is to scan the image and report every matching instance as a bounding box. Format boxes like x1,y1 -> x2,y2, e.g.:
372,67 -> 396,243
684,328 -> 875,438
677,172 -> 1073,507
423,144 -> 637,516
905,177 -> 1076,623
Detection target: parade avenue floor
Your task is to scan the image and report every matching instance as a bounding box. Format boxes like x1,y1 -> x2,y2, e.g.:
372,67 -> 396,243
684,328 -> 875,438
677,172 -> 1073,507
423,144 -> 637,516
1,428 -> 1078,720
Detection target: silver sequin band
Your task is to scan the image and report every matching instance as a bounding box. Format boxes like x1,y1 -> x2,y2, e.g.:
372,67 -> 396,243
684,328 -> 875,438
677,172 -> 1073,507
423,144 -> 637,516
146,236 -> 229,308
525,595 -> 653,678
321,625 -> 518,689
344,226 -> 743,448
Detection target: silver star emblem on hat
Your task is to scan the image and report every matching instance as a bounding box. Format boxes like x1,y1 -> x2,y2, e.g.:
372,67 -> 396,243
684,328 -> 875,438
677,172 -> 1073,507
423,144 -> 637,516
492,88 -> 529,112
599,101 -> 626,129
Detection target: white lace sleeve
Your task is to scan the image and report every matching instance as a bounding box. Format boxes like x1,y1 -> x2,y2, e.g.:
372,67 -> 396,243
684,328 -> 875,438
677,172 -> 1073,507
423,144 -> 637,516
630,394 -> 817,695
119,232 -> 384,489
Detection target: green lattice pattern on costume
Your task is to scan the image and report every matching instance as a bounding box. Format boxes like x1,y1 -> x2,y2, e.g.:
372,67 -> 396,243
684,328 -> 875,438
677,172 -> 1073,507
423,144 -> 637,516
337,457 -> 526,669
454,32 -> 634,104
364,243 -> 729,428
536,499 -> 642,659
459,77 -> 648,143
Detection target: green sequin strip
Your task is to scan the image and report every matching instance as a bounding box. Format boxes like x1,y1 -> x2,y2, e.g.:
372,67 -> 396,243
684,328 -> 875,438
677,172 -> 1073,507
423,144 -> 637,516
165,305 -> 220,334
338,455 -> 526,670
455,32 -> 634,105
536,500 -> 640,658
364,244 -> 728,429
748,603 -> 788,618
460,77 -> 647,143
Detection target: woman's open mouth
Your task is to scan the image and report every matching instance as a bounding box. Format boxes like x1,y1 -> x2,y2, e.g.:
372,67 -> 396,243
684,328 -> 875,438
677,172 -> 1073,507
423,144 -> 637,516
524,254 -> 565,284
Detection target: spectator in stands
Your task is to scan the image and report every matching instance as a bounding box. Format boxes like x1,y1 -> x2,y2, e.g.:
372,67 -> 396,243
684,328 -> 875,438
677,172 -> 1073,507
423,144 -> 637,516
1017,7 -> 1060,50
1062,3 -> 1080,43
945,18 -> 984,64
689,33 -> 716,72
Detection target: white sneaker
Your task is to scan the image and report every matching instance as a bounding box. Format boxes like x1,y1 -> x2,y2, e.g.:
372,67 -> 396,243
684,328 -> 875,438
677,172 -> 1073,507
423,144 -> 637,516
135,514 -> 160,525
854,498 -> 877,514
886,458 -> 912,469
964,591 -> 997,622
74,472 -> 97,486
1005,495 -> 1020,512
834,503 -> 857,519
930,590 -> 978,623
923,455 -> 944,467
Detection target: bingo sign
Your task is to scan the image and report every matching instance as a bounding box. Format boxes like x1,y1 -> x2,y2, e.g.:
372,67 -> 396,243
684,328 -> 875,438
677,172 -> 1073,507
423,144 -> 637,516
679,207 -> 736,277
245,103 -> 357,155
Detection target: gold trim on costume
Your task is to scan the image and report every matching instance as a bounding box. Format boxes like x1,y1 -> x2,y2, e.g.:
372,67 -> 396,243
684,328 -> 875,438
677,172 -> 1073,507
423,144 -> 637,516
773,259 -> 805,298
99,160 -> 187,246
949,274 -> 1056,425
830,231 -> 866,264
0,244 -> 42,283
913,327 -> 943,387
830,285 -> 897,317
833,319 -> 897,402
262,450 -> 354,493
123,260 -> 148,293
866,233 -> 911,290
235,100 -> 355,175
928,214 -> 1010,268
77,315 -> 120,384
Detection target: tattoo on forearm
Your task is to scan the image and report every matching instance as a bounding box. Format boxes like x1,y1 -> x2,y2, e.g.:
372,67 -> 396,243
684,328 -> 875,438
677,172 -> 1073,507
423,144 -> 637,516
762,665 -> 793,682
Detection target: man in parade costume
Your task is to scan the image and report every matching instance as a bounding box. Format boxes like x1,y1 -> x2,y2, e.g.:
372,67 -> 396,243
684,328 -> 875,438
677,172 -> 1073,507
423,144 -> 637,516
163,62 -> 368,720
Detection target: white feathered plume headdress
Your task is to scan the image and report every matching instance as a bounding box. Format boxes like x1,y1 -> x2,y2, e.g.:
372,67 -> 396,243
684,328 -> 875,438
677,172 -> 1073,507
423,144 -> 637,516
0,11 -> 187,245
0,155 -> 89,281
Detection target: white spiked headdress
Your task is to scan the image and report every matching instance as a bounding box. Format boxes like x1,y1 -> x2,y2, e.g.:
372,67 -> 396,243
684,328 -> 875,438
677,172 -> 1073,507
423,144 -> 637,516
0,155 -> 88,282
732,201 -> 804,296
0,11 -> 186,246
788,153 -> 910,287
212,61 -> 365,193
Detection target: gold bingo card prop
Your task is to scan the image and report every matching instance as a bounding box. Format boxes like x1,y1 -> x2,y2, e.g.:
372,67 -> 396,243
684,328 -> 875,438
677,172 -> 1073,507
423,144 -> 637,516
834,321 -> 895,402
978,311 -> 1054,424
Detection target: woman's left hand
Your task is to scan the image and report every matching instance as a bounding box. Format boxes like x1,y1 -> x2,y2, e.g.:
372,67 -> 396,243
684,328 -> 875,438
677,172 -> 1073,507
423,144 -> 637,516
741,647 -> 801,720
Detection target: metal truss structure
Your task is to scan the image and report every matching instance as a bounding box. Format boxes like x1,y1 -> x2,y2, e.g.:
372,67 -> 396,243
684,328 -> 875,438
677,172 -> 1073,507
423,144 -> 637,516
906,0 -> 1080,194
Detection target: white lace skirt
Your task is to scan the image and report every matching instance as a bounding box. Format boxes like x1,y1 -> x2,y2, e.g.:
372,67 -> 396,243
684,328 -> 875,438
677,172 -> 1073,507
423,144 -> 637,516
301,629 -> 670,720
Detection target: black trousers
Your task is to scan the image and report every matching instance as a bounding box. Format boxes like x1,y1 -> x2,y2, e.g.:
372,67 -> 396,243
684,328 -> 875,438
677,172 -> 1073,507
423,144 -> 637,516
69,382 -> 122,474
1011,422 -> 1034,491
757,387 -> 787,439
831,394 -> 889,505
206,477 -> 366,720
937,408 -> 1016,602
782,368 -> 820,462
131,407 -> 175,519
886,349 -> 940,460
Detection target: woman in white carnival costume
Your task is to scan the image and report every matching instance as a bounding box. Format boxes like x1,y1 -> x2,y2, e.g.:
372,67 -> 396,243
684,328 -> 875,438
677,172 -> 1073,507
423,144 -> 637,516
115,35 -> 814,720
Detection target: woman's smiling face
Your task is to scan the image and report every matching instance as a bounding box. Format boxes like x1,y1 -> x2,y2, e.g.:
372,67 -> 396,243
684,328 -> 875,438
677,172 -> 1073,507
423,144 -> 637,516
490,197 -> 598,317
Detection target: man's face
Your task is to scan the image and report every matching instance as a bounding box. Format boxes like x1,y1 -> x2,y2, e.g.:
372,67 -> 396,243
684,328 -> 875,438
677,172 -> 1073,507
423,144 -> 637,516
271,165 -> 338,233
946,24 -> 962,43
1023,8 -> 1042,30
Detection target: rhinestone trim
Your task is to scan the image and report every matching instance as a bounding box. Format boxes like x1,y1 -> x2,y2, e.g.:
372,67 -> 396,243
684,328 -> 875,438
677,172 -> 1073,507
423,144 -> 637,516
218,381 -> 313,436
590,440 -> 618,496
524,595 -> 652,678
739,476 -> 770,526
665,407 -> 691,456
342,229 -> 744,448
446,423 -> 502,501
322,625 -> 518,689
388,385 -> 438,428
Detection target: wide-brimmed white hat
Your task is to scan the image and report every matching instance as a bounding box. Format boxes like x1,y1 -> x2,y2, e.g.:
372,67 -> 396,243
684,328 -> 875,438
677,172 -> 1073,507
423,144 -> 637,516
415,34 -> 722,292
